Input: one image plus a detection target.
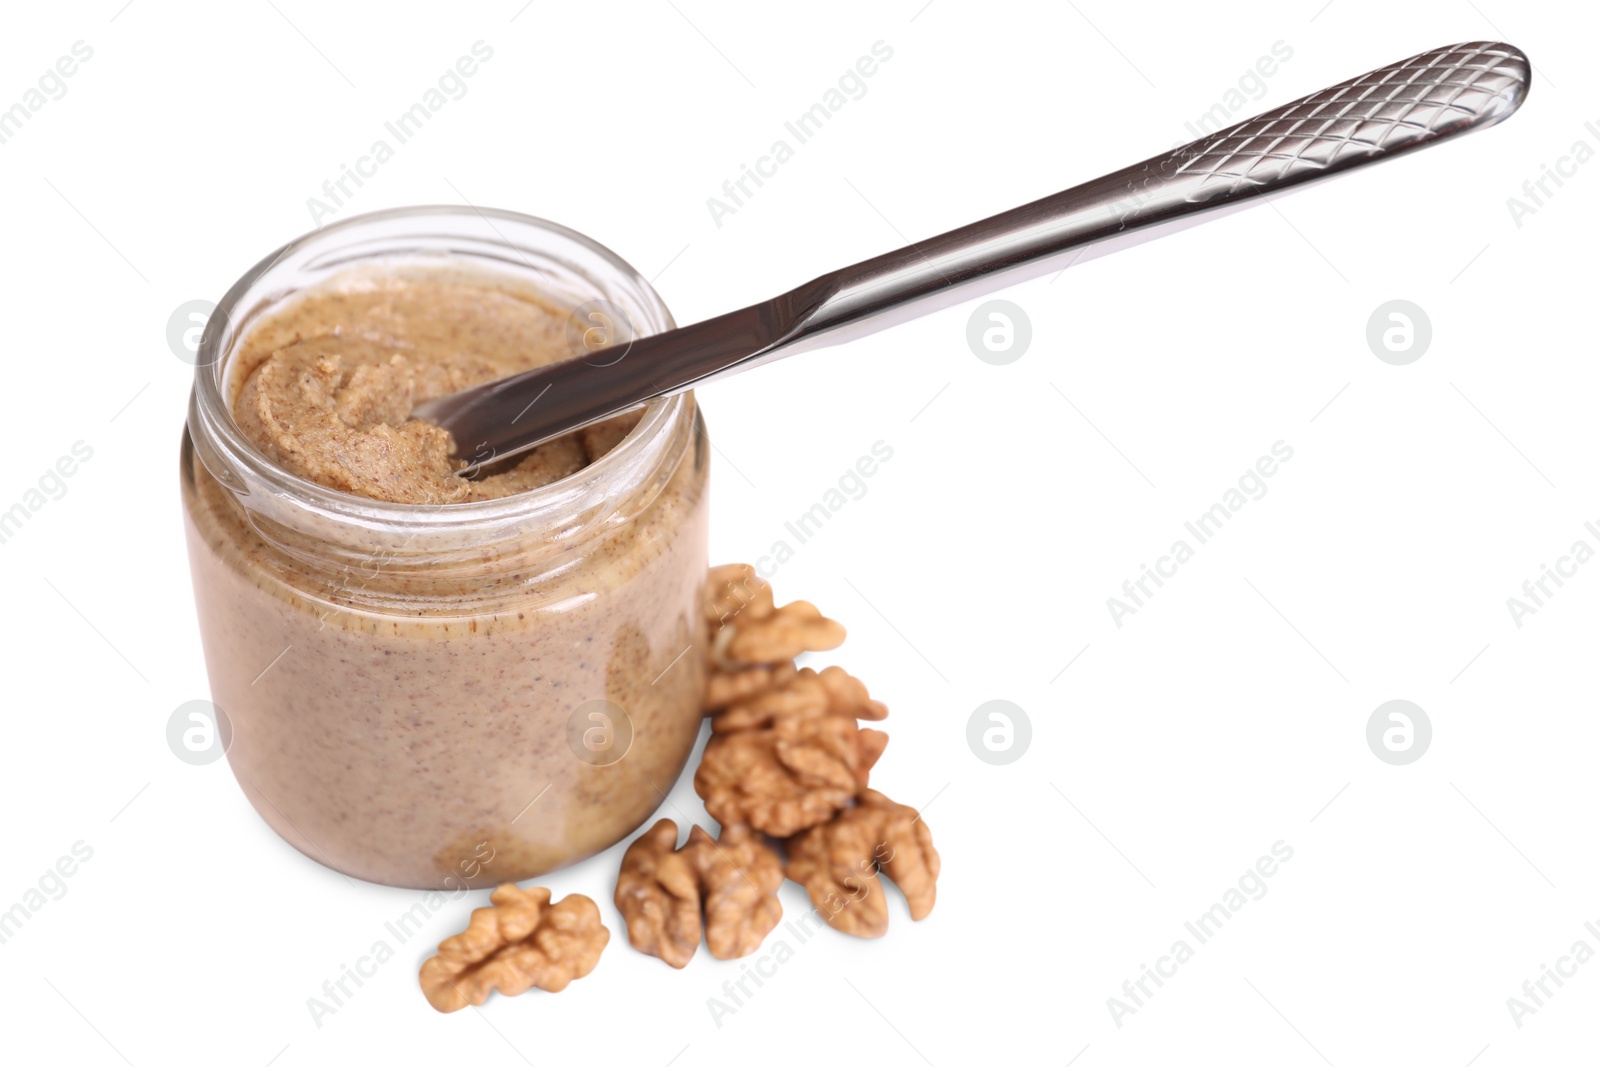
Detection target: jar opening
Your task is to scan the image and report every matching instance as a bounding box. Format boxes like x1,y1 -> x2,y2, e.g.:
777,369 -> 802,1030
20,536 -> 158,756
185,206 -> 696,593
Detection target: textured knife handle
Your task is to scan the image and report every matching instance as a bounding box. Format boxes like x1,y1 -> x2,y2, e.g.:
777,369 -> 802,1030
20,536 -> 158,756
1130,41 -> 1530,214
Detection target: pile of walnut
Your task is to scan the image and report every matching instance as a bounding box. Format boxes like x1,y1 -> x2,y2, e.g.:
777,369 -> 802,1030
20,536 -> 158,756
419,564 -> 940,1009
616,563 -> 940,963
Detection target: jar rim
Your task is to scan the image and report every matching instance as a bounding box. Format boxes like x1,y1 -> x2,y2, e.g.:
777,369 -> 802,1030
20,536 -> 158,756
188,204 -> 687,533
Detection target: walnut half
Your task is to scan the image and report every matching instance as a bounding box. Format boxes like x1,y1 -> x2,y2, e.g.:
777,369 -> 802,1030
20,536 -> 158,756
614,819 -> 784,967
418,884 -> 609,1012
694,823 -> 785,961
785,790 -> 940,939
703,565 -> 846,707
613,819 -> 703,969
696,667 -> 889,837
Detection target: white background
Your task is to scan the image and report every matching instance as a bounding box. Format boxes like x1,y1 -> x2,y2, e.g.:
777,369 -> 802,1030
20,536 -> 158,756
0,1 -> 1593,1064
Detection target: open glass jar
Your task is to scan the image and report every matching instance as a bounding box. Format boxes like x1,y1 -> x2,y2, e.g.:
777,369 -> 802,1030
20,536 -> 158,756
181,207 -> 709,889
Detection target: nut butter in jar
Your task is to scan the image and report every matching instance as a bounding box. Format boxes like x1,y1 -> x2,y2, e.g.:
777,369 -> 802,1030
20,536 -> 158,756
181,207 -> 709,889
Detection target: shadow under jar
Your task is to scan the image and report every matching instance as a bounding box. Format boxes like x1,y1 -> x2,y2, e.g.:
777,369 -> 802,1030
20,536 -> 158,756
181,207 -> 709,889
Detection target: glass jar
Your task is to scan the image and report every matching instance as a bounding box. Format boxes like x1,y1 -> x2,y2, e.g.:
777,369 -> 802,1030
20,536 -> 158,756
181,206 -> 709,889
